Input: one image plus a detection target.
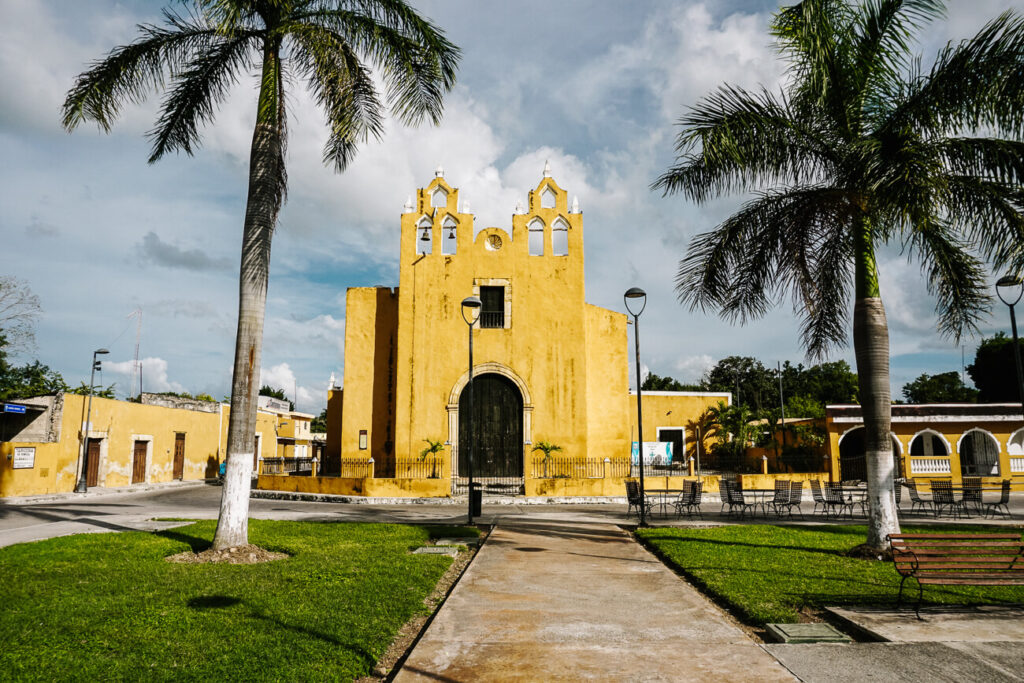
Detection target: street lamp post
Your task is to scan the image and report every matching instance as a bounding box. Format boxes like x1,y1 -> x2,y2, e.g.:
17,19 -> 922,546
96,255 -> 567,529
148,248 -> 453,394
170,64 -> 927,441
461,296 -> 482,524
75,348 -> 109,493
624,287 -> 648,527
996,275 -> 1024,418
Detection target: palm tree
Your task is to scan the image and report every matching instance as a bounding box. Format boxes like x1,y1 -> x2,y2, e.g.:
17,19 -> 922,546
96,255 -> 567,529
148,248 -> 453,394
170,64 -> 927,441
63,0 -> 459,550
655,0 -> 1024,552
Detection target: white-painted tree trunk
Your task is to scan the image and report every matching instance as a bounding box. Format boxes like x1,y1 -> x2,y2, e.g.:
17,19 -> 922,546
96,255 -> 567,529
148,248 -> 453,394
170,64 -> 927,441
212,43 -> 284,551
853,297 -> 901,551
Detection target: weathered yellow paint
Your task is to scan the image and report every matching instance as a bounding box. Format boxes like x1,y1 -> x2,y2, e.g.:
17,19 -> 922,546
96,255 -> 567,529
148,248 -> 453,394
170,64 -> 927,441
627,391 -> 729,461
313,170 -> 739,498
826,407 -> 1024,490
1,394 -> 224,497
258,474 -> 449,498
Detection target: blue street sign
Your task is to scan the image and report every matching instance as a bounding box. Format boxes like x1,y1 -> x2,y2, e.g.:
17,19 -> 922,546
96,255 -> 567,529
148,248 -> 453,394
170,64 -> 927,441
3,404 -> 27,414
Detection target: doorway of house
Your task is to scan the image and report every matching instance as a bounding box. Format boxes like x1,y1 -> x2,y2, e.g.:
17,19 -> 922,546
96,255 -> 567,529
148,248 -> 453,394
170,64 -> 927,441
132,440 -> 147,484
173,433 -> 185,480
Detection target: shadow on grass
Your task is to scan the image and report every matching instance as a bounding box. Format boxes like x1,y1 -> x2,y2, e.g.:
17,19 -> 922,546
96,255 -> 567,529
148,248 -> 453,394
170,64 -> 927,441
642,533 -> 850,558
188,595 -> 241,609
155,528 -> 211,553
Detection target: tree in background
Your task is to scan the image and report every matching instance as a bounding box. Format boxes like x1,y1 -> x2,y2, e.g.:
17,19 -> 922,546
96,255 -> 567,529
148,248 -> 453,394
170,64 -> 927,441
259,385 -> 294,411
0,276 -> 42,356
968,333 -> 1024,403
310,408 -> 327,433
902,371 -> 979,403
655,0 -> 1024,552
781,360 -> 858,407
641,372 -> 703,392
64,0 -> 460,550
702,356 -> 777,413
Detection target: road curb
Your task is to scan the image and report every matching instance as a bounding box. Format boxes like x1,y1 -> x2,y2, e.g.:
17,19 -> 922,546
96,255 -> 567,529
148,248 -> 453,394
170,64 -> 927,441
251,489 -> 630,506
1,479 -> 211,506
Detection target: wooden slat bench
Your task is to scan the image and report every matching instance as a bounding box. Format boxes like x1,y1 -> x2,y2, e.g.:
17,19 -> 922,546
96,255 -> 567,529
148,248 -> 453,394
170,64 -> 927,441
888,533 -> 1024,618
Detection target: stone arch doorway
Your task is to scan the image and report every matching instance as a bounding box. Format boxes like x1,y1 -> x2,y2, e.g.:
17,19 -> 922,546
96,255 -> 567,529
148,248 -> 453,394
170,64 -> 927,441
459,373 -> 524,487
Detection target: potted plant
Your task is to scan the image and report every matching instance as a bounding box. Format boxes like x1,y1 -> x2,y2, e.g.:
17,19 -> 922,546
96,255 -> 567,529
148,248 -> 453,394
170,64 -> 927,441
420,439 -> 445,479
532,441 -> 562,478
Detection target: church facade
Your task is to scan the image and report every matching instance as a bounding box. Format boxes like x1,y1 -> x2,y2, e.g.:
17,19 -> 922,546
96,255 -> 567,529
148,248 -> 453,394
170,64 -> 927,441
322,167 -> 725,496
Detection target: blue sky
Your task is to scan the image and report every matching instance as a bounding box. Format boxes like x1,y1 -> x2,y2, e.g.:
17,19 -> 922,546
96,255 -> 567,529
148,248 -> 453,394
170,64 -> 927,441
2,0 -> 1022,413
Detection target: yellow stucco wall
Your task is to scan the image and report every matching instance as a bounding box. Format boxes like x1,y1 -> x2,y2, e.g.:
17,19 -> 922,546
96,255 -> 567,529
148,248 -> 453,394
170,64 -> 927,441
827,410 -> 1024,488
389,173 -> 590,476
1,394 -> 227,497
311,171 -> 739,498
340,287 -> 398,470
627,391 -> 731,462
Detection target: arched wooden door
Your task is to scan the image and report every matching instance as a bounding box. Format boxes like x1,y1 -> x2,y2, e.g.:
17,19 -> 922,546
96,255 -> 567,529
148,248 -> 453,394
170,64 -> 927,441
459,373 -> 523,481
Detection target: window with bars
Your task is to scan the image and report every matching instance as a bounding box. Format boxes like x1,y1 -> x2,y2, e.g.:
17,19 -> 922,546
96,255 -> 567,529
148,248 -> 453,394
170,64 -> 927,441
480,286 -> 505,328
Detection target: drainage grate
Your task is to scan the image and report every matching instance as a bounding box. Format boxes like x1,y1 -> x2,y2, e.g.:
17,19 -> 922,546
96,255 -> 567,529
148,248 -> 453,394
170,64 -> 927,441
412,547 -> 459,558
765,623 -> 852,644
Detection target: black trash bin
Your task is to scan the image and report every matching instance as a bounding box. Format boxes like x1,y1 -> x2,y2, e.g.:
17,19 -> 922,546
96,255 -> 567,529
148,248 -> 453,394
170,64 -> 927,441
469,482 -> 482,518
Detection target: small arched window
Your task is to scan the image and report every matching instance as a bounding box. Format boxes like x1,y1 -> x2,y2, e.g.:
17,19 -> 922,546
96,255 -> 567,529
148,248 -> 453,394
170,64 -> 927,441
442,216 -> 457,255
417,217 -> 433,254
552,217 -> 569,256
1010,427 -> 1024,456
540,186 -> 556,209
909,430 -> 948,456
528,218 -> 544,256
431,186 -> 448,208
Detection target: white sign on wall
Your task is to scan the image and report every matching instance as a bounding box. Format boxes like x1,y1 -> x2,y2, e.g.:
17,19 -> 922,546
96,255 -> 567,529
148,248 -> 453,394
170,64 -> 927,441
13,447 -> 35,469
631,441 -> 673,465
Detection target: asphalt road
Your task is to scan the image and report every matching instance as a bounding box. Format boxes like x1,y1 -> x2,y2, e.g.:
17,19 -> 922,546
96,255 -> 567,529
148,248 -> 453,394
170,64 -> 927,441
0,483 -> 635,547
3,483 -> 1023,549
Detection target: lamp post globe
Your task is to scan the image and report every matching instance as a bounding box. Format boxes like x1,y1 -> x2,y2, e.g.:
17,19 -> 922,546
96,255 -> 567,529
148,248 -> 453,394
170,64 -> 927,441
995,275 -> 1024,417
624,287 -> 648,526
461,296 -> 482,524
76,348 -> 110,493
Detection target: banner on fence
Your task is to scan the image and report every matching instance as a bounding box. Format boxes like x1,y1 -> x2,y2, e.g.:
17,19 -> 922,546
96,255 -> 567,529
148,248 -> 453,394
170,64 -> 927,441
631,441 -> 673,466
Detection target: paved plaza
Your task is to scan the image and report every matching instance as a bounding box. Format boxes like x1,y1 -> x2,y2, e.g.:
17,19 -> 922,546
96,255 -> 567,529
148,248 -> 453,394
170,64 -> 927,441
3,483 -> 1024,681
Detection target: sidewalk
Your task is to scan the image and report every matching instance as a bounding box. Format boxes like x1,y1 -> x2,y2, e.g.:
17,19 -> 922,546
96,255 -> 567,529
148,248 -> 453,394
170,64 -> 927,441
395,520 -> 795,681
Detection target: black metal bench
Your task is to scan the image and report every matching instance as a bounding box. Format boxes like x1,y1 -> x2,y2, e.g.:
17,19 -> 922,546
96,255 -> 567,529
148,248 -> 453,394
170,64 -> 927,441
888,533 -> 1024,618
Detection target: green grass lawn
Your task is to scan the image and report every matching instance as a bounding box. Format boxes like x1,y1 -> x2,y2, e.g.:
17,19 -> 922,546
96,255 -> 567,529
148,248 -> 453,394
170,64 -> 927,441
0,520 -> 477,681
637,524 -> 1024,626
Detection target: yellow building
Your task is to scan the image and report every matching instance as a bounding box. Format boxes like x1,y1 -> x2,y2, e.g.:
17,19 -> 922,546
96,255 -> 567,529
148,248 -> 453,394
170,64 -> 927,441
315,167 -> 727,497
827,403 -> 1024,488
0,392 -> 279,498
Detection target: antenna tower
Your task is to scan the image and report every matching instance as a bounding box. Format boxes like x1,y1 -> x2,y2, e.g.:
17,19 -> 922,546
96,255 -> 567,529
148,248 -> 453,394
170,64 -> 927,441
128,308 -> 142,398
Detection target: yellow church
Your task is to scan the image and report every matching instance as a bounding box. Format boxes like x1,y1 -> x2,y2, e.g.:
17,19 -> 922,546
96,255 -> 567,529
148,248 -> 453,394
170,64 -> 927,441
309,166 -> 726,498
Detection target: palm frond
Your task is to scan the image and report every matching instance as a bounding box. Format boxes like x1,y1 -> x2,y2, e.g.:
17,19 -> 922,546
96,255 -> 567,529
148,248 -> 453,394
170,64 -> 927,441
906,220 -> 991,340
943,176 -> 1024,273
146,32 -> 258,162
62,10 -> 222,132
677,185 -> 854,349
653,85 -> 835,202
852,0 -> 944,116
288,22 -> 384,171
299,3 -> 459,125
885,11 -> 1024,138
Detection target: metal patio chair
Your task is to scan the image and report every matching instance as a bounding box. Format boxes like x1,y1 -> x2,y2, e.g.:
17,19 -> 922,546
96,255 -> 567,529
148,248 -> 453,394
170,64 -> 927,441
809,479 -> 828,516
931,480 -> 968,519
905,480 -> 934,516
983,479 -> 1012,519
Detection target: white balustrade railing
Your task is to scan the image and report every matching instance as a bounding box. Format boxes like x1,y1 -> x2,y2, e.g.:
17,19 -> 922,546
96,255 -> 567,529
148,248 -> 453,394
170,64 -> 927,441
909,457 -> 951,475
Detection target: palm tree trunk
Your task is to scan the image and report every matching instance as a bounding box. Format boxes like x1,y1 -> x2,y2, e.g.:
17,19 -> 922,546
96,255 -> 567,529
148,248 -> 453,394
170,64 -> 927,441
212,41 -> 285,550
852,215 -> 900,552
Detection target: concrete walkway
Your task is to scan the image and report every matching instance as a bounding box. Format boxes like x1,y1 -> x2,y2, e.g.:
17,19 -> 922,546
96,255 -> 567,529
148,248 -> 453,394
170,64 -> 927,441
395,520 -> 795,682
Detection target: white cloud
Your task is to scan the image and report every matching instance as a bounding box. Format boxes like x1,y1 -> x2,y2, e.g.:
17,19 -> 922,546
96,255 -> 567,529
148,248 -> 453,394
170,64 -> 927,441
104,356 -> 185,395
673,354 -> 715,383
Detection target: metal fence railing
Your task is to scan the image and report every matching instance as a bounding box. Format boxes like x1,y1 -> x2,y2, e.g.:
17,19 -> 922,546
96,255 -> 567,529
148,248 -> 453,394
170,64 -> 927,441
261,457 -> 314,475
530,457 -> 606,479
338,459 -> 374,478
394,457 -> 444,479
